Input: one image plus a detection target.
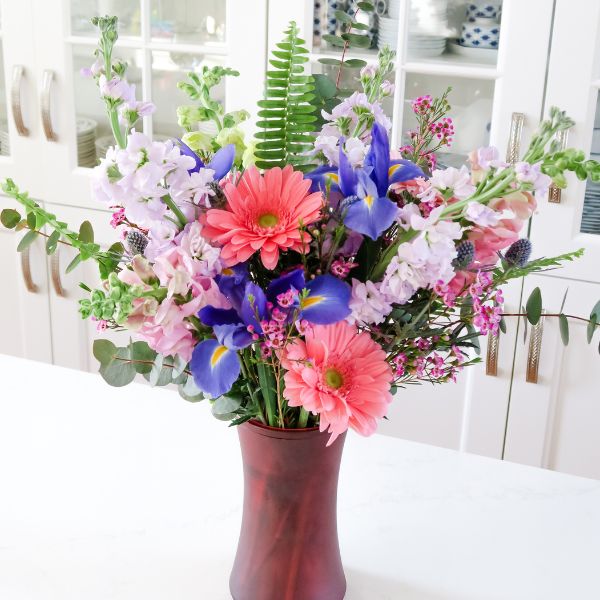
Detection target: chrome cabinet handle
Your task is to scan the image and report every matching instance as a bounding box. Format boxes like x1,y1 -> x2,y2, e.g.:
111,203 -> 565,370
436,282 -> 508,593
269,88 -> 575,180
548,129 -> 570,204
11,65 -> 30,137
506,112 -> 525,164
20,246 -> 38,293
485,331 -> 499,376
50,249 -> 67,297
41,69 -> 58,142
526,312 -> 544,384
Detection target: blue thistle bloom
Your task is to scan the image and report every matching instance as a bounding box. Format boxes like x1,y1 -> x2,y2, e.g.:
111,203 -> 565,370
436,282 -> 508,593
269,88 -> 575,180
505,238 -> 532,267
452,240 -> 475,269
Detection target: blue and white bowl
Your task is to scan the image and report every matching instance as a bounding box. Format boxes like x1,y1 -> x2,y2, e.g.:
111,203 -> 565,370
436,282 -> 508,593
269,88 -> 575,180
466,3 -> 501,21
460,21 -> 500,49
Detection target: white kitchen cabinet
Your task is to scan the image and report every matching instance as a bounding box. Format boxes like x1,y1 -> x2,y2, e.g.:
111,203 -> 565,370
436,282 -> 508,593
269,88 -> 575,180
0,196 -> 53,364
500,0 -> 600,480
0,0 -> 598,474
28,0 -> 268,211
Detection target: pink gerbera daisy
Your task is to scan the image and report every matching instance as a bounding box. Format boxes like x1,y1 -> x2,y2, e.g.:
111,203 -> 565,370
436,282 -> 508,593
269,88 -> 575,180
202,165 -> 322,270
281,321 -> 393,445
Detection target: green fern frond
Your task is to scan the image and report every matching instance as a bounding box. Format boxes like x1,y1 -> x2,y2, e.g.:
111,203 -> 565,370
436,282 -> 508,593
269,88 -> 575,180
254,22 -> 317,172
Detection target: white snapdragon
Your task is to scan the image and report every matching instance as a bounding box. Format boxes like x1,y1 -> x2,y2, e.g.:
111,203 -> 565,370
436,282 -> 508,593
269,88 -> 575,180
420,165 -> 475,202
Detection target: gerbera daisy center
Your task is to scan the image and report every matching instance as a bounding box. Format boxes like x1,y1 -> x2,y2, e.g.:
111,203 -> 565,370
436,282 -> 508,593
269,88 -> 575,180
258,212 -> 279,228
324,367 -> 344,389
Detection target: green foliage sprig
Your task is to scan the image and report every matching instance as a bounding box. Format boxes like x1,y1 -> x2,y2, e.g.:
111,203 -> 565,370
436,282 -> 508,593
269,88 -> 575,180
1,179 -> 124,278
254,22 -> 317,172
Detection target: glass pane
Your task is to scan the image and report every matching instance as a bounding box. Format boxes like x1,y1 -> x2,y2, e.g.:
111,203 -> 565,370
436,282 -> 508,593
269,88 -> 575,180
0,42 -> 9,157
70,0 -> 141,38
150,0 -> 226,45
71,45 -> 143,166
401,73 -> 494,167
312,0 -> 378,50
151,50 -> 226,138
310,61 -> 395,118
581,92 -> 600,235
368,0 -> 501,66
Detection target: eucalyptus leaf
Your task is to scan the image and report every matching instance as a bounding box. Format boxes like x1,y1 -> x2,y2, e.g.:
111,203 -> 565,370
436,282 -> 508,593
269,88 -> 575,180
46,230 -> 60,255
211,395 -> 242,421
99,347 -> 136,387
322,34 -> 346,47
78,220 -> 94,244
65,254 -> 83,274
587,314 -> 598,344
93,338 -> 117,367
1,208 -> 21,229
16,230 -> 39,252
26,212 -> 36,229
526,287 -> 543,325
130,341 -> 157,374
344,58 -> 368,68
357,1 -> 375,10
558,314 -> 569,345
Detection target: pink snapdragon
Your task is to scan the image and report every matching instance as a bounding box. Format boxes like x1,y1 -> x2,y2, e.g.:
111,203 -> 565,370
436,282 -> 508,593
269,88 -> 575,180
348,279 -> 393,326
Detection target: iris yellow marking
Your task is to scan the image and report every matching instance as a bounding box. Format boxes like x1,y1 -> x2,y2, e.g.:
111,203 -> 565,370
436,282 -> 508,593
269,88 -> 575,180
388,164 -> 402,176
222,268 -> 234,276
326,173 -> 340,183
301,295 -> 324,309
210,345 -> 229,368
364,195 -> 375,208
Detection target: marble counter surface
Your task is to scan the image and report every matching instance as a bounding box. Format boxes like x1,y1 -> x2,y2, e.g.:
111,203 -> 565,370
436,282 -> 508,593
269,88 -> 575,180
1,354 -> 599,599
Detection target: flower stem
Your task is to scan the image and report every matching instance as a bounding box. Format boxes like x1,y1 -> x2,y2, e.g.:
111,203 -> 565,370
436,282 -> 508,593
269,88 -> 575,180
162,195 -> 187,229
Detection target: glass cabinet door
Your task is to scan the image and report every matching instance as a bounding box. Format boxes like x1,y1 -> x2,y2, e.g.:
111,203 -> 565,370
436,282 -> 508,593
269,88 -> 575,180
30,0 -> 267,211
0,0 -> 47,197
530,0 -> 600,284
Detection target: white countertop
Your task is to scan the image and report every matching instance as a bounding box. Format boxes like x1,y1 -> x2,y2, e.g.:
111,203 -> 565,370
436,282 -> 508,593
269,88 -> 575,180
1,354 -> 599,600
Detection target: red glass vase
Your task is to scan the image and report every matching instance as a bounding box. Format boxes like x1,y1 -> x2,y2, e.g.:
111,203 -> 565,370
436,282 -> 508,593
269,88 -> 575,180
229,420 -> 347,600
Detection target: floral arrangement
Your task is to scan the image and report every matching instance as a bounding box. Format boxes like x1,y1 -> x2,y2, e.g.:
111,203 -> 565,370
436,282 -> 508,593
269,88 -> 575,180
2,14 -> 600,446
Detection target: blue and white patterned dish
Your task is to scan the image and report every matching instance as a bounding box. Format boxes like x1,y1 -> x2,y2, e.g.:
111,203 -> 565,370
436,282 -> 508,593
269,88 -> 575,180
460,21 -> 500,48
466,3 -> 501,20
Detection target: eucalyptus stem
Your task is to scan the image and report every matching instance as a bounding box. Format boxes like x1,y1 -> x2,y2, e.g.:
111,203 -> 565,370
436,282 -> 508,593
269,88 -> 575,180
162,195 -> 187,228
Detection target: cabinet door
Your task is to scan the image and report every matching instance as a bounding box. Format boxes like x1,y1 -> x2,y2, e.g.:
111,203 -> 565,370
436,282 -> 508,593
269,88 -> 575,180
30,0 -> 267,211
0,195 -> 53,363
0,0 -> 46,196
503,275 -> 600,480
44,203 -> 128,371
531,0 -> 600,283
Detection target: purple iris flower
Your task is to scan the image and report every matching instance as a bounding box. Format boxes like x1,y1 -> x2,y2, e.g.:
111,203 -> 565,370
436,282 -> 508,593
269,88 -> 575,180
306,124 -> 425,240
190,269 -> 352,397
177,140 -> 235,178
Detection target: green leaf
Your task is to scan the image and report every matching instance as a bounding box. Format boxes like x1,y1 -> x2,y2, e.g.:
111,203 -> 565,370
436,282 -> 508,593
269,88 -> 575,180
526,287 -> 543,325
1,208 -> 21,229
178,376 -> 204,402
587,314 -> 598,344
357,1 -> 375,10
350,22 -> 370,31
211,395 -> 242,421
172,354 -> 188,379
313,73 -> 337,99
344,58 -> 368,68
559,287 -> 569,314
148,354 -> 172,386
559,314 -> 569,346
590,299 -> 600,322
16,230 -> 39,252
99,346 -> 137,387
46,230 -> 60,255
334,9 -> 353,23
318,57 -> 343,66
341,33 -> 371,48
78,220 -> 94,244
26,212 -> 36,229
65,254 -> 82,274
93,339 -> 117,367
322,34 -> 346,47
130,341 -> 157,374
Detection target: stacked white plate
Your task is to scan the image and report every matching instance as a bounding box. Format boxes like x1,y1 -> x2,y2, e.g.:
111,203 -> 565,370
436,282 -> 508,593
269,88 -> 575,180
77,117 -> 98,168
0,119 -> 10,156
378,16 -> 399,48
379,0 -> 448,57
